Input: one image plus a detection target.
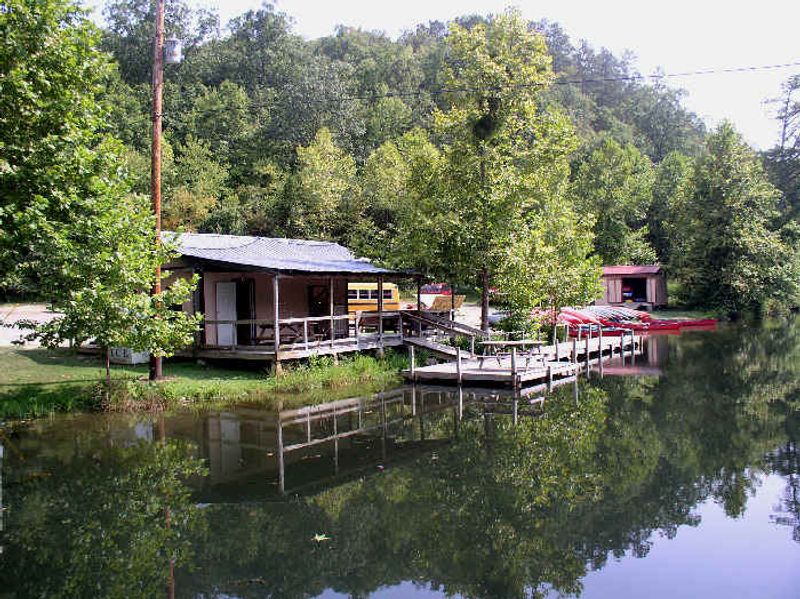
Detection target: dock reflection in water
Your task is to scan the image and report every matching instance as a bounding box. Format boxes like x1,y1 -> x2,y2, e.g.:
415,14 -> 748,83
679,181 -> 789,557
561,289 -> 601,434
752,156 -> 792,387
174,382 -> 573,501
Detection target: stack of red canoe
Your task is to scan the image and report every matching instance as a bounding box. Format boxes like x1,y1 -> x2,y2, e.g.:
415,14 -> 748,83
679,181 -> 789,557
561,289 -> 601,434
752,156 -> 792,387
558,306 -> 716,336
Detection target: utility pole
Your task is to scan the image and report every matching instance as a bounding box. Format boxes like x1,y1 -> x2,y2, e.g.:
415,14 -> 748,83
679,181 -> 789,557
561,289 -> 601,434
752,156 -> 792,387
149,0 -> 165,381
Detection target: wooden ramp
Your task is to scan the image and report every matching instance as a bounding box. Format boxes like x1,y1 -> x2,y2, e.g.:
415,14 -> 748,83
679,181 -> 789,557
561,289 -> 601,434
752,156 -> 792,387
403,336 -> 473,359
405,333 -> 642,389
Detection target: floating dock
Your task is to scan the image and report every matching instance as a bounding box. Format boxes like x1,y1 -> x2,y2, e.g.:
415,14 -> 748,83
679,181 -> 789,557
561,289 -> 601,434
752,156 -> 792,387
404,333 -> 643,388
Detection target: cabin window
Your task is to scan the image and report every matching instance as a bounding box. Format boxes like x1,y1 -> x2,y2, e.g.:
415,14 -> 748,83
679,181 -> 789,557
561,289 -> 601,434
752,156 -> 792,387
359,290 -> 370,299
382,289 -> 392,300
347,290 -> 358,300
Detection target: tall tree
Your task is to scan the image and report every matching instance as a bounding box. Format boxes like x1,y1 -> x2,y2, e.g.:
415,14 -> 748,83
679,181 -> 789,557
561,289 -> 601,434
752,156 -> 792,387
284,127 -> 359,242
571,137 -> 656,265
0,0 -> 198,367
648,151 -> 693,266
426,10 -> 585,330
1,0 -> 120,296
677,123 -> 799,314
764,74 -> 800,219
101,0 -> 218,85
353,128 -> 442,268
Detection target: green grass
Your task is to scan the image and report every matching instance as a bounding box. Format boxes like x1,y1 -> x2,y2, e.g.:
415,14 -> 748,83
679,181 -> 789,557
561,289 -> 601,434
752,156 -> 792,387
0,347 -> 406,420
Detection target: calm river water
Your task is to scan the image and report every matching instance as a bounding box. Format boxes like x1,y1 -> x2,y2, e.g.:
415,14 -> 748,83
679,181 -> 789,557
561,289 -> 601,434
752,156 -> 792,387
2,322 -> 800,598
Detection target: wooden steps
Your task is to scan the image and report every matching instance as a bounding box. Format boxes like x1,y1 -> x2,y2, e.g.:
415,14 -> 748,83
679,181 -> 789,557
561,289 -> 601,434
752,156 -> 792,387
403,336 -> 474,359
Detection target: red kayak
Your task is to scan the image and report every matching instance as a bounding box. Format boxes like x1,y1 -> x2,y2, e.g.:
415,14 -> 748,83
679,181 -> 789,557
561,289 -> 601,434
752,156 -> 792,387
560,306 -> 717,336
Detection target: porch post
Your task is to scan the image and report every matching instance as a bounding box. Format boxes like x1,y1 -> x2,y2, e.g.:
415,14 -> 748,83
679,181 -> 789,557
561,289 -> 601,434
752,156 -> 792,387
450,280 -> 455,321
415,275 -> 423,337
329,276 -> 335,348
377,275 -> 384,347
273,275 -> 281,373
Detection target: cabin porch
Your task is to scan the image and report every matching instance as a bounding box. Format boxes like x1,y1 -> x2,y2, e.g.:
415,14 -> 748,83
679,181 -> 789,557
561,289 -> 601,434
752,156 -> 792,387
192,270 -> 407,364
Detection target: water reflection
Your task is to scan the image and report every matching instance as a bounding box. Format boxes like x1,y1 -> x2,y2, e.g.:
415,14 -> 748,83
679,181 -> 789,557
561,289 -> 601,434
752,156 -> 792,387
2,323 -> 800,597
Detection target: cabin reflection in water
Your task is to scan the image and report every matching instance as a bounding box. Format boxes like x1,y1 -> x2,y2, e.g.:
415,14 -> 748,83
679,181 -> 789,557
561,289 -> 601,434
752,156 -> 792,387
164,382 -> 580,501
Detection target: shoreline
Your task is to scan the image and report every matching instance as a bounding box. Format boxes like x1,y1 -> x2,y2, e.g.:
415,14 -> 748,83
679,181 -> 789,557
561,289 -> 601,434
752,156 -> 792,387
0,347 -> 406,420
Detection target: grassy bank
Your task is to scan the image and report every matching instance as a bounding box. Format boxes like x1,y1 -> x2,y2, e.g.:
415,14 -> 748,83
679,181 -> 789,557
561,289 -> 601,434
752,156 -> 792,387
0,347 -> 406,420
649,307 -> 720,320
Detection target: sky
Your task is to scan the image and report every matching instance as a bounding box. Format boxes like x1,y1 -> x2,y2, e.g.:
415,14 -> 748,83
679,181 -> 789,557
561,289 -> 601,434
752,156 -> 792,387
91,0 -> 800,149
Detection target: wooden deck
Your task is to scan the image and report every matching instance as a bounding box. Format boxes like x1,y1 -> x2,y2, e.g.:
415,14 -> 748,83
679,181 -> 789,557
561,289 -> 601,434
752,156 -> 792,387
405,333 -> 642,388
189,332 -> 404,361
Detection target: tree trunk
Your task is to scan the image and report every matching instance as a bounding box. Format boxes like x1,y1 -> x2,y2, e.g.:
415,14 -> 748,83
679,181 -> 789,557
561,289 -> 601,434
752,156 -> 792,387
480,268 -> 490,332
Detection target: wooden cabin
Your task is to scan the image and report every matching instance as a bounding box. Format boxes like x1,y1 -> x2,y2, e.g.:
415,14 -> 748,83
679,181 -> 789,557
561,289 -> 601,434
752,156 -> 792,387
600,265 -> 667,309
164,232 -> 407,370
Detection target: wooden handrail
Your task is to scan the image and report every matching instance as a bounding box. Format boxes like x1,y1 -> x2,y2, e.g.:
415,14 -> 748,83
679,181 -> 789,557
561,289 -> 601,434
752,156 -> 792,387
203,313 -> 403,326
279,315 -> 351,324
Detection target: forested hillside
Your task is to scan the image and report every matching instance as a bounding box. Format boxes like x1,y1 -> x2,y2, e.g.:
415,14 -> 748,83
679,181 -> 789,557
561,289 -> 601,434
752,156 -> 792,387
100,1 -> 705,243
3,0 -> 798,322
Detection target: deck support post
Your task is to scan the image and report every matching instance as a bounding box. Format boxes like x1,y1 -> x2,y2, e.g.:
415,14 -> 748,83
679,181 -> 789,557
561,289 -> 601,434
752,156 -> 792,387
510,347 -> 518,389
273,274 -> 281,374
572,338 -> 578,363
619,334 -> 625,364
303,320 -> 309,351
547,364 -> 553,391
377,276 -> 384,349
598,325 -> 603,355
470,336 -> 475,356
555,332 -> 560,362
585,333 -> 590,372
329,277 -> 335,348
598,348 -> 604,378
450,281 -> 455,321
409,345 -> 416,381
456,348 -> 463,385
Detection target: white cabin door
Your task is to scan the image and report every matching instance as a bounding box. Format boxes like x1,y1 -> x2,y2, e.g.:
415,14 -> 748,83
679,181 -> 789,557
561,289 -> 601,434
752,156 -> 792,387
216,282 -> 237,346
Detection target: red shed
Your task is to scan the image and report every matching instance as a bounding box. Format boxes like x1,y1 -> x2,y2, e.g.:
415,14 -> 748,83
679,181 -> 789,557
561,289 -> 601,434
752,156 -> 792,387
600,265 -> 667,309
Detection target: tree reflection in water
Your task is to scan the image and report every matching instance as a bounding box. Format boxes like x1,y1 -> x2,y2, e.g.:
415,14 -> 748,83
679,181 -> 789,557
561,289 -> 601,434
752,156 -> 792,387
1,438 -> 206,598
2,321 -> 800,598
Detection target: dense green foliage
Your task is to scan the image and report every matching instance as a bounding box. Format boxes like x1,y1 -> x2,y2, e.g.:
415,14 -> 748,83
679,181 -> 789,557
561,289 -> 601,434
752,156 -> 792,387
90,0 -> 797,315
0,0 -> 198,360
764,75 -> 800,220
675,124 -> 800,314
4,0 -> 799,322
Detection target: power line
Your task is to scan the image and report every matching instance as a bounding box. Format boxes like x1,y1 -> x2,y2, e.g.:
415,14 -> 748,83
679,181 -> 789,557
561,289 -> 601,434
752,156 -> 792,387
334,60 -> 800,102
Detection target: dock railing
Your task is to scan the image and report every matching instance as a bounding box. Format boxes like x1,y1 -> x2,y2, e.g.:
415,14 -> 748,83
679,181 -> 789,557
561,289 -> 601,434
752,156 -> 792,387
202,311 -> 404,352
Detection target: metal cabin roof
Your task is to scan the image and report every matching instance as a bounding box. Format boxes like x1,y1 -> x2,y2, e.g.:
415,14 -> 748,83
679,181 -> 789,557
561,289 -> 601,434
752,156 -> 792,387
602,265 -> 663,276
168,232 -> 396,275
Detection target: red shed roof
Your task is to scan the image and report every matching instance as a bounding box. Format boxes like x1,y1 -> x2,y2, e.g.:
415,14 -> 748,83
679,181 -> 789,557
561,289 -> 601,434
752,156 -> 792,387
602,265 -> 663,276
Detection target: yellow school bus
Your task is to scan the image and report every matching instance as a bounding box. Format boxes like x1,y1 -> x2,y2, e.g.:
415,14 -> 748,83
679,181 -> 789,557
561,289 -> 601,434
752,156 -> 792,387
347,282 -> 401,313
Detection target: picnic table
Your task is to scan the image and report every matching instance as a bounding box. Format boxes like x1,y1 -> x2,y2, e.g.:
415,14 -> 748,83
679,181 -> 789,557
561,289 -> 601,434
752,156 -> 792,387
478,339 -> 545,370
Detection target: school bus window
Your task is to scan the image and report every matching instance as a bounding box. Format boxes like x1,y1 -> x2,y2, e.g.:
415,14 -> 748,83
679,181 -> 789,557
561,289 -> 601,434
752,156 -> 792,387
369,290 -> 379,300
347,290 -> 358,300
382,289 -> 392,299
358,290 -> 370,299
